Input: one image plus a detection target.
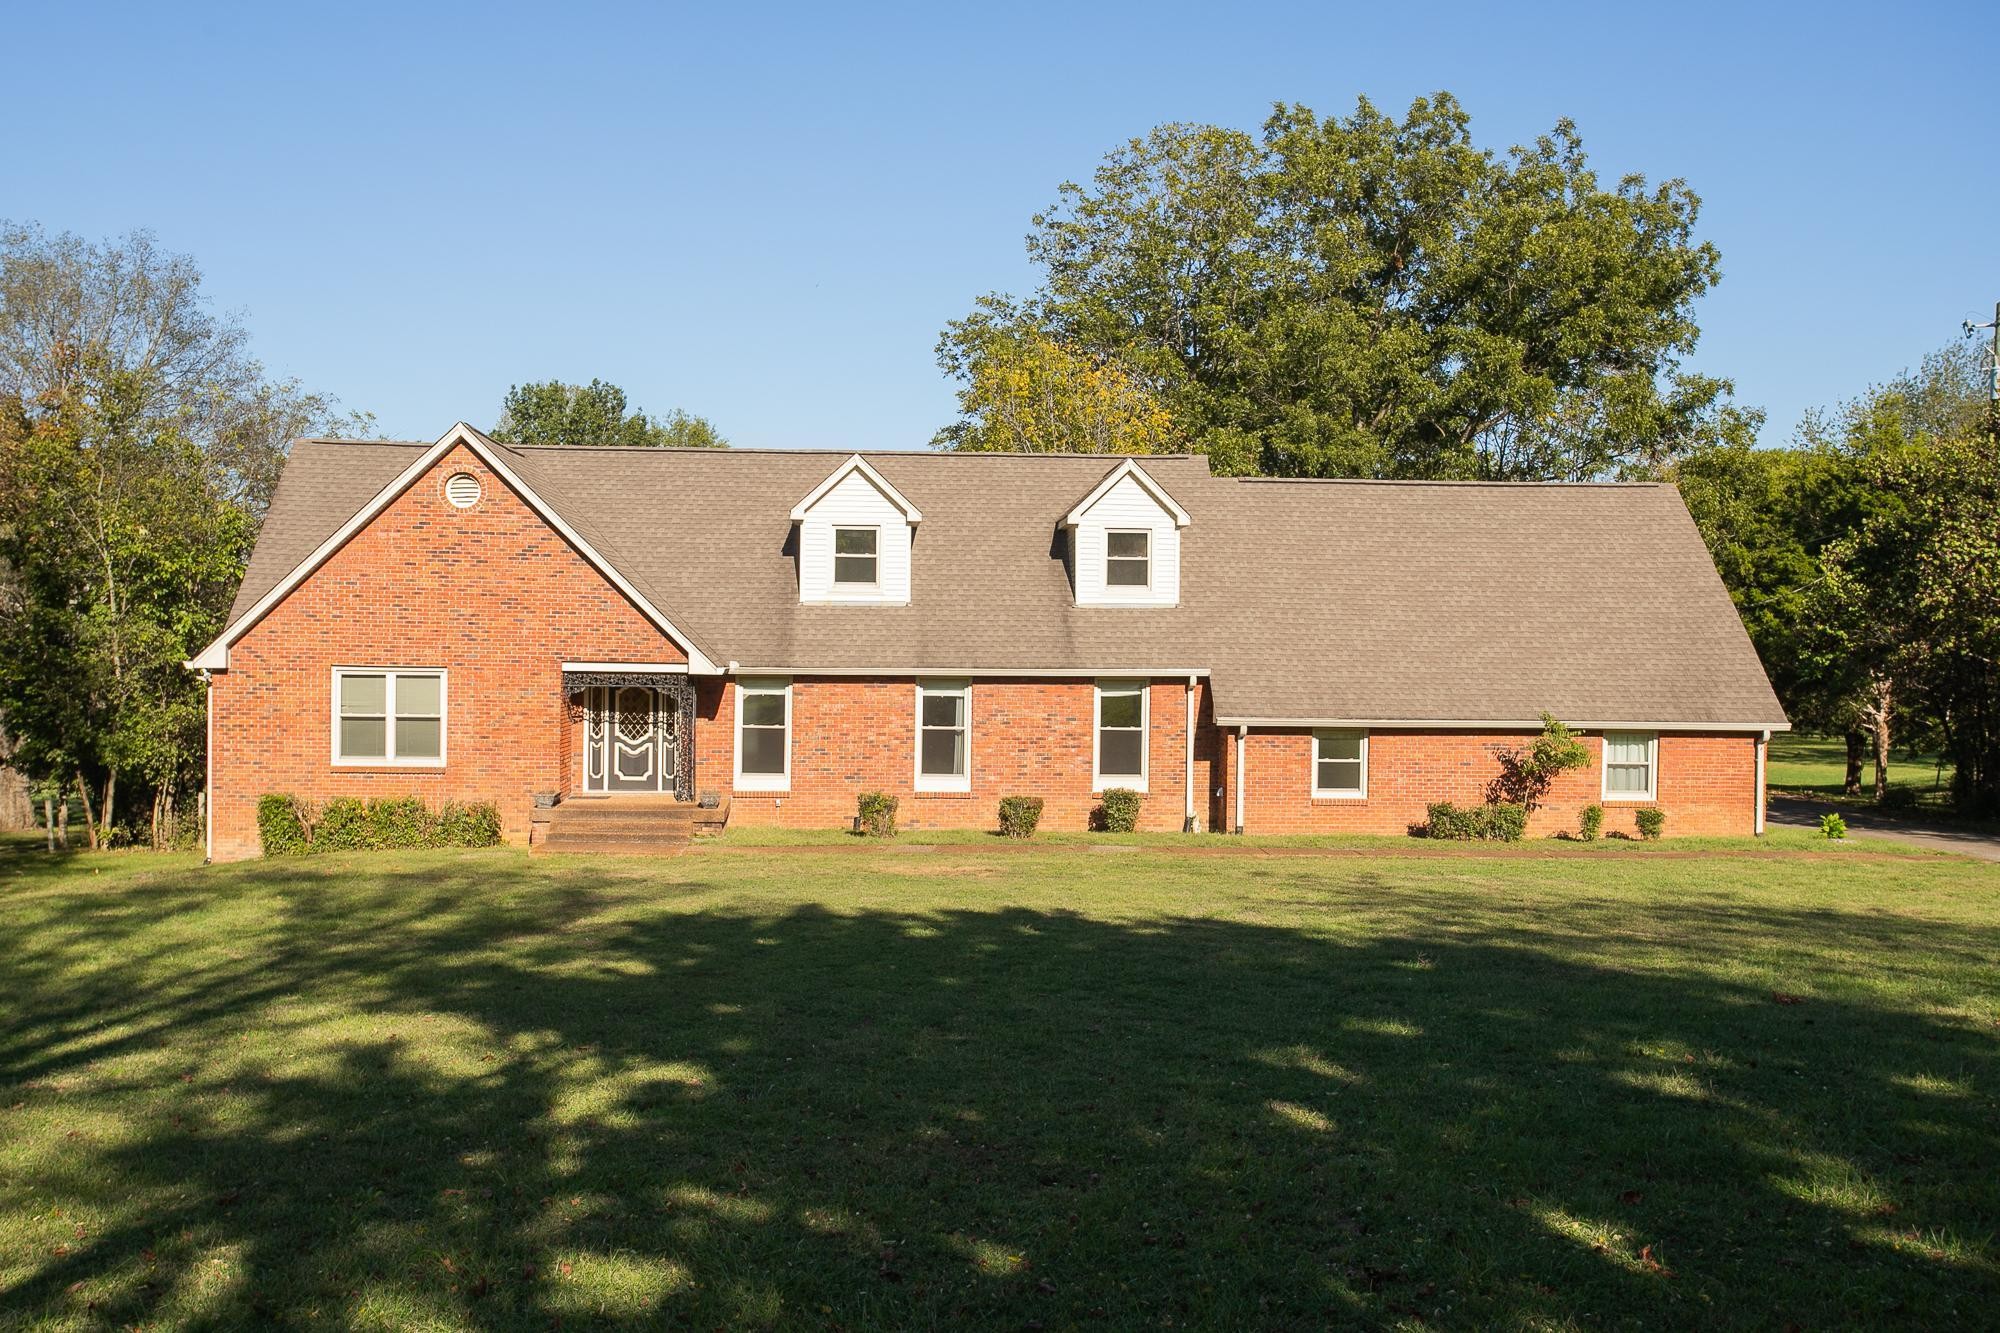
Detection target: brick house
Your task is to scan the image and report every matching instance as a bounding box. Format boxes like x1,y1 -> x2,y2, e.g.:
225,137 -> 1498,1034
189,422 -> 1788,858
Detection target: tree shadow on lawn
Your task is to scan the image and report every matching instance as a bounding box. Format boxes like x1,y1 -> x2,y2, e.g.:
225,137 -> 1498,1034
2,860 -> 1997,1328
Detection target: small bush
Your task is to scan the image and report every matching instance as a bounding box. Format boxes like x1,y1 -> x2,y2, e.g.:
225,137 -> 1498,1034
998,795 -> 1044,839
1425,800 -> 1526,841
257,794 -> 312,856
857,791 -> 898,838
315,797 -> 373,850
1097,787 -> 1142,833
1578,803 -> 1604,842
1634,807 -> 1666,840
437,801 -> 503,847
1819,811 -> 1848,840
1880,786 -> 1919,811
368,796 -> 434,848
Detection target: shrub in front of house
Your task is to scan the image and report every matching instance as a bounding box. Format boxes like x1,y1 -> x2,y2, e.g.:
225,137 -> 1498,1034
1579,803 -> 1604,841
1634,807 -> 1666,840
857,791 -> 898,837
1097,788 -> 1142,833
256,793 -> 503,855
1424,800 -> 1527,842
998,796 -> 1044,838
257,794 -> 312,856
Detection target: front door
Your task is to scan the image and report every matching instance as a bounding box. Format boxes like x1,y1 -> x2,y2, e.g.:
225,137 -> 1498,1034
585,686 -> 676,793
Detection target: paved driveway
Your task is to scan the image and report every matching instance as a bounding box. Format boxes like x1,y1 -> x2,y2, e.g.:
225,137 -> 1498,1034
1768,794 -> 2000,863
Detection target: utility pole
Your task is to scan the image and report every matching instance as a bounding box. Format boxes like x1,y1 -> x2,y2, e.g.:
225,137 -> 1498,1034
1965,301 -> 2000,406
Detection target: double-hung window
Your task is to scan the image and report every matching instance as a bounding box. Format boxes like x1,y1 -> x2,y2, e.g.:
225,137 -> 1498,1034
832,527 -> 879,587
915,680 -> 970,791
1602,731 -> 1657,800
333,668 -> 445,765
1105,530 -> 1150,588
735,678 -> 791,790
1094,680 -> 1148,790
1313,729 -> 1367,798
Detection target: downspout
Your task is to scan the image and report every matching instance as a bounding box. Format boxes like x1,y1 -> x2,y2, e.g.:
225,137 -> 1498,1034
1183,676 -> 1196,832
1234,725 -> 1247,835
1754,729 -> 1769,836
202,670 -> 214,864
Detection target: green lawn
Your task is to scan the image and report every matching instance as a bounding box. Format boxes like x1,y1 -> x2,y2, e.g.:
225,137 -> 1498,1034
3,836 -> 1996,1329
1768,733 -> 1954,802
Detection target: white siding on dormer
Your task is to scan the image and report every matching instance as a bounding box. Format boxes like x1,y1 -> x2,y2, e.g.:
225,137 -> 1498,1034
1072,472 -> 1180,607
798,469 -> 913,604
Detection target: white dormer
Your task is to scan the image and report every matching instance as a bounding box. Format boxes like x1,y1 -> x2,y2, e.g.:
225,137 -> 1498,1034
790,455 -> 922,604
1063,458 -> 1190,608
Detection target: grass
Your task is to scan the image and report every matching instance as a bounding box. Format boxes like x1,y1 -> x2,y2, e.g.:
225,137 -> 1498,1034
1768,733 -> 1954,803
2,835 -> 1996,1328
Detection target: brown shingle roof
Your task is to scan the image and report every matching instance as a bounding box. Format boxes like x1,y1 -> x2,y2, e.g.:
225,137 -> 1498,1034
227,438 -> 1786,728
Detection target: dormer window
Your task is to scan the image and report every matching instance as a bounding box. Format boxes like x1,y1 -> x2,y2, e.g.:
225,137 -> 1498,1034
833,527 -> 879,587
1105,530 -> 1150,588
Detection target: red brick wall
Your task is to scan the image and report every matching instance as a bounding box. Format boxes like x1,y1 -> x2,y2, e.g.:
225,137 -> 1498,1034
713,678 -> 1215,832
1215,728 -> 1758,837
210,444 -> 682,858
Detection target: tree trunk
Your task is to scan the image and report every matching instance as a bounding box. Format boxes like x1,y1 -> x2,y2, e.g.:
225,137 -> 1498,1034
44,795 -> 55,853
1868,678 -> 1893,804
75,771 -> 99,850
102,771 -> 116,846
151,785 -> 164,851
1843,730 -> 1865,796
57,793 -> 69,850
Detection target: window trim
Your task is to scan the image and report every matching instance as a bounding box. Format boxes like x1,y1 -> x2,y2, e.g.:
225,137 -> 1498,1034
330,667 -> 447,768
734,677 -> 792,792
1104,528 -> 1152,592
913,679 -> 972,793
830,525 -> 881,589
1092,679 -> 1150,793
1601,730 -> 1658,802
1312,728 -> 1368,799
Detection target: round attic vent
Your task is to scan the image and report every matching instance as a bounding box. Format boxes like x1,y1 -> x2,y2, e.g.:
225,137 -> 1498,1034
444,473 -> 482,508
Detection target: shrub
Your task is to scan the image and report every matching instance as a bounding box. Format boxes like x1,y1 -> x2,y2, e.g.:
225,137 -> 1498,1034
256,793 -> 504,854
437,801 -> 503,847
1819,811 -> 1848,840
315,797 -> 373,850
257,794 -> 311,856
1490,712 -> 1591,810
857,791 -> 898,838
1634,807 -> 1666,840
997,795 -> 1044,839
368,796 -> 434,848
1425,800 -> 1526,841
1098,787 -> 1142,833
1578,803 -> 1604,842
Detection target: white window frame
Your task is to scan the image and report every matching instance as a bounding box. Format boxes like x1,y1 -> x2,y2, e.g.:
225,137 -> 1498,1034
330,667 -> 447,768
914,679 -> 972,793
831,526 -> 881,589
1312,728 -> 1368,798
1092,679 -> 1149,793
734,677 -> 792,792
1104,528 -> 1152,591
1601,730 -> 1658,801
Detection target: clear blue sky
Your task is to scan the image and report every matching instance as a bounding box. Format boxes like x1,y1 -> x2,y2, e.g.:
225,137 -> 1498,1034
14,1 -> 1997,451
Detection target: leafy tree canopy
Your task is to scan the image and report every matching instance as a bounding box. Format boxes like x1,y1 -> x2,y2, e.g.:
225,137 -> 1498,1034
938,94 -> 1748,479
489,379 -> 727,448
932,313 -> 1176,454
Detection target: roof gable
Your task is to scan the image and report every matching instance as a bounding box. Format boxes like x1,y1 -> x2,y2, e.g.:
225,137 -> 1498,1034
1064,458 -> 1191,528
790,454 -> 922,524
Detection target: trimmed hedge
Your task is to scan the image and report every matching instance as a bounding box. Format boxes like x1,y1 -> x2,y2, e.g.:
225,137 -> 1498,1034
1098,788 -> 1142,833
1634,807 -> 1666,840
1578,803 -> 1604,842
998,795 -> 1044,839
857,791 -> 898,838
257,793 -> 503,856
1424,800 -> 1527,842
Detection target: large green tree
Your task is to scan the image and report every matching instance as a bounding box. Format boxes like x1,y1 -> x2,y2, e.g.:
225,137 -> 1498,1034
489,379 -> 727,448
0,222 -> 366,846
938,95 -> 1747,478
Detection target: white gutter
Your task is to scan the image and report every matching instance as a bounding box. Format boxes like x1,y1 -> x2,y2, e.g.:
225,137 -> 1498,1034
1233,725 -> 1247,834
202,670 -> 214,863
1212,715 -> 1791,733
1184,676 -> 1196,831
730,666 -> 1212,679
1755,729 -> 1769,835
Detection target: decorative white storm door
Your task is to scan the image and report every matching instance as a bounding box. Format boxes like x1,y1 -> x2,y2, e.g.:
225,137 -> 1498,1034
584,685 -> 677,793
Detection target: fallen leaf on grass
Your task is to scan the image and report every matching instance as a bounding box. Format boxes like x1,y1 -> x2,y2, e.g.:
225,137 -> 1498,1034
1772,992 -> 1806,1006
1639,1244 -> 1675,1277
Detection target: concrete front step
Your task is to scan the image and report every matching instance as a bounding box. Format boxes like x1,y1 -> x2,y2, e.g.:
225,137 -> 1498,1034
534,797 -> 695,855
